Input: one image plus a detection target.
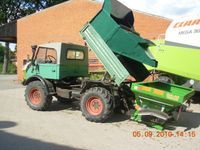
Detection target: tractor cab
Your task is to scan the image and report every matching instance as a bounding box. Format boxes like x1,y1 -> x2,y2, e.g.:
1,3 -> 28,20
24,42 -> 88,80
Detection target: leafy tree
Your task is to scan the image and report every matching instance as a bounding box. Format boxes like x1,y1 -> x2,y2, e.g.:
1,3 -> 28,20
0,44 -> 4,63
0,0 -> 68,25
0,0 -> 68,73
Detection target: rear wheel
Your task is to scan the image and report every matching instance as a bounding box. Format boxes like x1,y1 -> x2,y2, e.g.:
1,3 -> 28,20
157,74 -> 174,84
80,87 -> 113,122
25,81 -> 52,110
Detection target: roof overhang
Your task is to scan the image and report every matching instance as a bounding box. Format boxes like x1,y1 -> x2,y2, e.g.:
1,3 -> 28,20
0,21 -> 16,43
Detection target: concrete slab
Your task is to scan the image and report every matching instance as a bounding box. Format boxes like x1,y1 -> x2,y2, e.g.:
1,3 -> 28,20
0,75 -> 23,90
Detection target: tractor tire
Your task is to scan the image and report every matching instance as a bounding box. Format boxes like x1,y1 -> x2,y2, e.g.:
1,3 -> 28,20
25,81 -> 52,111
80,87 -> 113,122
157,75 -> 174,84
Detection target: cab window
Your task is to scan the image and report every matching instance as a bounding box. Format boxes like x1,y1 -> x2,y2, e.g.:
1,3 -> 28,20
36,47 -> 57,63
67,50 -> 84,60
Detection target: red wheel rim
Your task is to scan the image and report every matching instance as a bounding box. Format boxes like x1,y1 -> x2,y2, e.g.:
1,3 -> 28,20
86,96 -> 103,115
29,88 -> 41,105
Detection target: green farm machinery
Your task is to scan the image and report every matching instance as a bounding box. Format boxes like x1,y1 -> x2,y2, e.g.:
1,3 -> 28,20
23,0 -> 194,130
131,81 -> 194,130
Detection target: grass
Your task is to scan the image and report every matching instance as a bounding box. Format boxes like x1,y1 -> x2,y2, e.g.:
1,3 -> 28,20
89,71 -> 105,80
0,63 -> 17,74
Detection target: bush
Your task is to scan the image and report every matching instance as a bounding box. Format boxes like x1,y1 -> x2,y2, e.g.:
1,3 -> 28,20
0,43 -> 17,74
0,44 -> 4,63
89,72 -> 105,80
0,63 -> 17,74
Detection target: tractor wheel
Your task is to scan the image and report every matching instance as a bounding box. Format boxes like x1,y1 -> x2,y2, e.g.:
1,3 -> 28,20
80,87 -> 113,122
157,75 -> 174,84
25,81 -> 52,111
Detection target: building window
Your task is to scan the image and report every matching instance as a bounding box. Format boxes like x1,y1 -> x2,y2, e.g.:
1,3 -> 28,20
36,47 -> 57,63
67,50 -> 84,60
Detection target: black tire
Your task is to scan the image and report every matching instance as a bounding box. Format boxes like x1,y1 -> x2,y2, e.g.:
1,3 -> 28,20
80,87 -> 113,122
25,81 -> 52,111
157,75 -> 174,84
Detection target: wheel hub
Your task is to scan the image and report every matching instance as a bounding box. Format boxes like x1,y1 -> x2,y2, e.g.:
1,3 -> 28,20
86,97 -> 103,115
29,88 -> 41,105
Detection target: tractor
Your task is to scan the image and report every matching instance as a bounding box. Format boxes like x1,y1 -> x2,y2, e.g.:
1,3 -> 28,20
23,0 -> 194,129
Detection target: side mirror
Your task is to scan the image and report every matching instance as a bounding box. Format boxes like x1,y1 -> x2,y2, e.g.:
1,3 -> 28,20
31,45 -> 37,53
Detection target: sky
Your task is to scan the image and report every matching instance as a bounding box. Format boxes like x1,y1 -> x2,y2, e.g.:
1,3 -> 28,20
0,42 -> 16,51
96,0 -> 200,19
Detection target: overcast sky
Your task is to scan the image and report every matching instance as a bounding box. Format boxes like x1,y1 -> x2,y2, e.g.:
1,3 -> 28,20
96,0 -> 200,19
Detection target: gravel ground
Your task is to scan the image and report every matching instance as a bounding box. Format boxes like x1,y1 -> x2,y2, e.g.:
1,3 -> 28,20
0,75 -> 200,150
0,75 -> 23,90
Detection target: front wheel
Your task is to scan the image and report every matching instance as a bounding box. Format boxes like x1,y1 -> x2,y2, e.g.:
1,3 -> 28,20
80,87 -> 113,122
25,81 -> 52,111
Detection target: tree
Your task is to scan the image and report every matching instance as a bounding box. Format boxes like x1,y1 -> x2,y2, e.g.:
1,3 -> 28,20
0,44 -> 4,62
0,0 -> 69,25
0,0 -> 68,73
1,42 -> 9,74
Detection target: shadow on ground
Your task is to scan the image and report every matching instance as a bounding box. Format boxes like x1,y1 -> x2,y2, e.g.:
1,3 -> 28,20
47,99 -> 200,127
49,100 -> 80,111
166,111 -> 200,131
0,121 -> 84,150
49,100 -> 130,123
192,92 -> 200,104
106,113 -> 130,123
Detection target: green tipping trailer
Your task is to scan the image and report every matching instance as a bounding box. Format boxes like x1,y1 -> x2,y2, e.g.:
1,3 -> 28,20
80,0 -> 158,85
23,0 -> 194,130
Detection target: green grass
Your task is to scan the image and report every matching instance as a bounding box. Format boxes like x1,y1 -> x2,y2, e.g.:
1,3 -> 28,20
0,63 -> 17,74
89,72 -> 105,80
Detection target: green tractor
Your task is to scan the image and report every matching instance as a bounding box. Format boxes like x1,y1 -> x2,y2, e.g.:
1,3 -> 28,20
23,0 -> 194,129
23,42 -> 125,122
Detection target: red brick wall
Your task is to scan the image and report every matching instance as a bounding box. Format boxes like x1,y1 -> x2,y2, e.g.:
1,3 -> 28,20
134,11 -> 171,39
17,0 -> 171,80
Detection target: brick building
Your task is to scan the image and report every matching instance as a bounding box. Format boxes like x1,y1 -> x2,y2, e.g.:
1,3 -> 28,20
0,0 -> 172,80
